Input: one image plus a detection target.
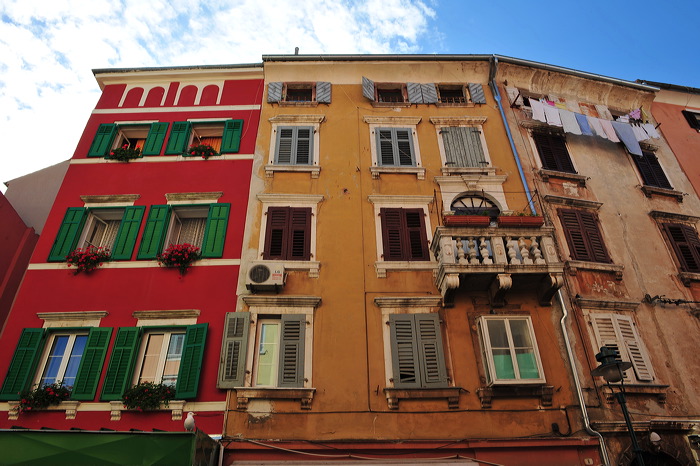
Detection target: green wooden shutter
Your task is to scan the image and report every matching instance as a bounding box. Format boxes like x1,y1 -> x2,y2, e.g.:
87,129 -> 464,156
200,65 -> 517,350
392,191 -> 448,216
201,203 -> 230,258
88,124 -> 118,157
415,314 -> 448,387
71,328 -> 112,400
165,121 -> 192,154
137,205 -> 171,259
218,313 -> 250,388
48,207 -> 87,262
142,122 -> 169,156
100,327 -> 141,401
277,315 -> 305,388
175,323 -> 208,399
389,314 -> 421,388
111,206 -> 145,260
221,119 -> 244,154
0,329 -> 45,400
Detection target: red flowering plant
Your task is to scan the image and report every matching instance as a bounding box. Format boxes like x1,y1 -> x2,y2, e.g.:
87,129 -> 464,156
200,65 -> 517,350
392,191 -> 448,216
66,246 -> 111,274
187,143 -> 219,159
122,382 -> 175,411
18,382 -> 72,413
108,143 -> 142,162
157,243 -> 201,275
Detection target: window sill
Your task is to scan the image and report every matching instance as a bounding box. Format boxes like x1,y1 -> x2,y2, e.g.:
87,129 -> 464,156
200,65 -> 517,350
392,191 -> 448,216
269,260 -> 320,278
435,102 -> 474,108
234,387 -> 315,410
370,166 -> 426,180
567,261 -> 624,280
371,102 -> 411,108
278,101 -> 319,108
265,164 -> 321,179
384,387 -> 461,410
109,399 -> 186,421
7,400 -> 81,420
640,185 -> 684,202
679,271 -> 700,287
600,384 -> 669,404
441,167 -> 495,176
539,169 -> 587,187
375,260 -> 438,278
477,384 -> 554,409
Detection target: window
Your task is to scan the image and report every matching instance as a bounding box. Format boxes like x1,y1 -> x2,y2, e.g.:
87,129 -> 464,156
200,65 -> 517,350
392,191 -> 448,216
164,119 -> 243,155
478,316 -> 545,385
376,128 -> 415,167
137,203 -> 230,260
274,127 -> 313,165
532,132 -> 576,173
682,110 -> 700,131
662,223 -> 700,273
558,209 -> 611,263
450,195 -> 500,217
101,324 -> 207,400
364,78 -> 486,106
380,208 -> 430,261
631,150 -> 672,189
437,85 -> 467,104
0,327 -> 112,401
440,126 -> 488,168
88,122 -> 169,157
362,77 -> 408,105
388,313 -> 448,388
267,82 -> 331,104
590,313 -> 654,383
48,206 -> 145,262
263,207 -> 311,261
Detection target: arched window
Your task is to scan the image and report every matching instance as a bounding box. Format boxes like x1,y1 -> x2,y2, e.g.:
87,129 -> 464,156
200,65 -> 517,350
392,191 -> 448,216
450,194 -> 500,217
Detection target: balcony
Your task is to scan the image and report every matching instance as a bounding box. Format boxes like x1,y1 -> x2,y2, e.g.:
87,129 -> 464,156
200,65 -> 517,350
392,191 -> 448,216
431,225 -> 564,306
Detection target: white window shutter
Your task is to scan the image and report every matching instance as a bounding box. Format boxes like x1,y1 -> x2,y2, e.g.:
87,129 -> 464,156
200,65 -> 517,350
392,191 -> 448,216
362,77 -> 375,101
617,315 -> 655,382
505,87 -> 523,106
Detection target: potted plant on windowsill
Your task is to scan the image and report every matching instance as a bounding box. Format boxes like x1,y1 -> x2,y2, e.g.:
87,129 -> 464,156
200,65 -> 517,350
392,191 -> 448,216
107,144 -> 142,162
443,212 -> 491,227
18,382 -> 72,413
66,246 -> 111,274
186,143 -> 219,159
157,243 -> 201,275
121,382 -> 175,412
497,212 -> 545,227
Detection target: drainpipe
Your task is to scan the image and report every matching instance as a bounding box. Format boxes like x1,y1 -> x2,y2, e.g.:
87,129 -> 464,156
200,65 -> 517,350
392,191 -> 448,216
488,55 -> 536,215
558,289 -> 610,465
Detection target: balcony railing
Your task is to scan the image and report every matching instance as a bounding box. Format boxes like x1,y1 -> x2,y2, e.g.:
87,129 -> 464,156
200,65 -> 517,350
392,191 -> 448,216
431,226 -> 564,306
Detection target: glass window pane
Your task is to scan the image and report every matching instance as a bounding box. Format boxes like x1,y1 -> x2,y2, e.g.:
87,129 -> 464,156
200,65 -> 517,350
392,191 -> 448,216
41,336 -> 69,385
138,334 -> 164,384
255,322 -> 280,386
492,349 -> 515,379
162,333 -> 185,386
487,319 -> 508,348
63,335 -> 88,387
509,320 -> 533,348
516,349 -> 540,379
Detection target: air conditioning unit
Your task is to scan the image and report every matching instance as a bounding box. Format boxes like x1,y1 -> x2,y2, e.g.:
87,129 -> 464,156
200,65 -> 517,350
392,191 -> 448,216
246,262 -> 285,292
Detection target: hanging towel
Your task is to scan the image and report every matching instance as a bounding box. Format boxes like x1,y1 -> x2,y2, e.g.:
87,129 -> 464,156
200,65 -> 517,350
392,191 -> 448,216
544,105 -> 562,126
612,121 -> 642,156
529,99 -> 547,123
631,124 -> 649,142
588,117 -> 607,139
575,113 -> 593,135
642,123 -> 660,139
600,119 -> 620,142
595,104 -> 613,120
628,108 -> 641,120
560,109 -> 582,135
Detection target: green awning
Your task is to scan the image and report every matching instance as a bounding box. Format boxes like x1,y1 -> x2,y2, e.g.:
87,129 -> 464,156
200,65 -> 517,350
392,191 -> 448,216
0,429 -> 218,465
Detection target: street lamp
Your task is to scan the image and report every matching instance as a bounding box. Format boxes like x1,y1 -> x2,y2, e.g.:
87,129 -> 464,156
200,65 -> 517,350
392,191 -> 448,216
591,346 -> 645,466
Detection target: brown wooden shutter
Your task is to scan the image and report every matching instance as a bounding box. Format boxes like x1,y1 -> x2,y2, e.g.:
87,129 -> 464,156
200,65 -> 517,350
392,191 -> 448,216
558,209 -> 611,263
632,151 -> 672,189
533,132 -> 575,173
263,207 -> 311,261
664,223 -> 700,273
289,208 -> 311,260
264,207 -> 289,260
580,210 -> 611,263
380,208 -> 406,261
381,208 -> 428,261
404,209 -> 429,260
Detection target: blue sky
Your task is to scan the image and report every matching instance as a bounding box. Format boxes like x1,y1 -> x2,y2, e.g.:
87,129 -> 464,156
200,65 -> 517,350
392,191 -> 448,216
1,0 -> 698,186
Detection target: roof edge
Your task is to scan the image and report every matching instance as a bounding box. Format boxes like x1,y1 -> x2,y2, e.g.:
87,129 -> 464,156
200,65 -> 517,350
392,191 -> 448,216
636,80 -> 700,95
92,63 -> 262,76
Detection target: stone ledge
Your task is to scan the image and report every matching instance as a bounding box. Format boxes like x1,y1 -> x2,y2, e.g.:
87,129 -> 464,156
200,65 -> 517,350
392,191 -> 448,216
370,166 -> 426,180
539,169 -> 588,187
265,165 -> 321,179
383,387 -> 461,410
477,385 -> 553,409
567,261 -> 624,280
234,388 -> 315,410
679,272 -> 700,287
601,384 -> 670,404
640,185 -> 684,202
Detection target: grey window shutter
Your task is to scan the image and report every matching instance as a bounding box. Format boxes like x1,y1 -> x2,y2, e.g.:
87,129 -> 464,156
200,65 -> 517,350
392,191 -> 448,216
278,314 -> 305,387
421,84 -> 438,104
275,127 -> 294,164
218,312 -> 250,388
389,314 -> 422,388
407,83 -> 424,104
415,314 -> 448,387
362,77 -> 375,101
468,83 -> 486,104
294,127 -> 313,165
268,82 -> 283,103
441,126 -> 486,167
395,129 -> 415,166
316,82 -> 331,103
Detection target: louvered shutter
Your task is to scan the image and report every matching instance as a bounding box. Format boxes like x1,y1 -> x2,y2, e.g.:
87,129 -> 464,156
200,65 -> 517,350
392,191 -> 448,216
221,119 -> 244,153
201,203 -> 230,258
580,211 -> 611,263
276,127 -> 294,164
441,126 -> 486,168
268,82 -> 283,103
395,129 -> 414,166
278,315 -> 305,387
0,329 -> 45,400
664,224 -> 700,273
294,127 -> 313,164
377,129 -> 396,166
137,205 -> 171,259
165,121 -> 192,154
616,316 -> 654,382
415,314 -> 448,387
88,124 -> 118,157
264,207 -> 289,260
421,84 -> 438,104
633,151 -> 672,189
289,208 -> 311,260
100,327 -> 141,401
682,110 -> 700,130
362,77 -> 375,101
389,314 -> 421,388
381,208 -> 405,261
533,132 -> 575,173
468,83 -> 486,104
218,313 -> 250,388
590,314 -> 630,382
559,209 -> 610,263
71,328 -> 112,400
407,83 -> 424,104
175,323 -> 208,399
316,82 -> 331,103
404,208 -> 429,260
142,122 -> 169,156
264,207 -> 311,260
111,206 -> 145,260
48,207 -> 87,262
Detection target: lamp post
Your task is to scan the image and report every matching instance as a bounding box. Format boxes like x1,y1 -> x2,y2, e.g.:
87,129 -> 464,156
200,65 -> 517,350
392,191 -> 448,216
591,346 -> 645,466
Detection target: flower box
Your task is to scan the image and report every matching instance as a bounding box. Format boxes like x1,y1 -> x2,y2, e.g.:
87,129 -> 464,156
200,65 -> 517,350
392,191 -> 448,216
443,215 -> 491,227
497,216 -> 545,228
